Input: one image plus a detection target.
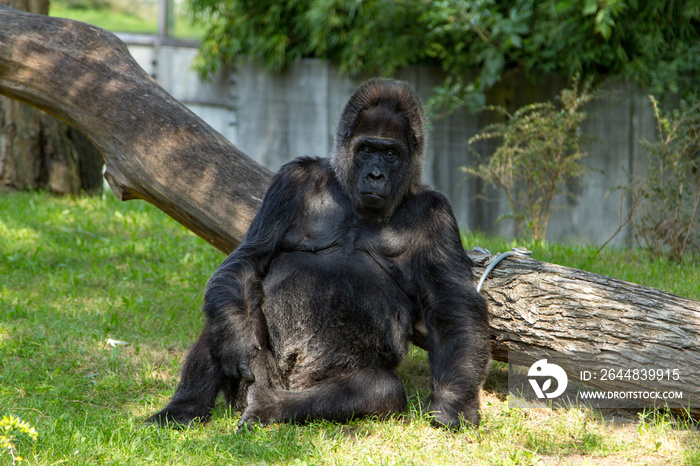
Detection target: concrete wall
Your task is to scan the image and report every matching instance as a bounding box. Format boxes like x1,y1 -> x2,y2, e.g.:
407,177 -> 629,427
122,37 -> 656,246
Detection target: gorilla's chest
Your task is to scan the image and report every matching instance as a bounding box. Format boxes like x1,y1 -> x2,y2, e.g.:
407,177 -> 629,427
280,186 -> 411,261
270,221 -> 415,301
277,201 -> 414,292
263,199 -> 418,350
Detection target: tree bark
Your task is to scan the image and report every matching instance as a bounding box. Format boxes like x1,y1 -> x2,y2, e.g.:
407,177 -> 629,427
0,0 -> 102,194
1,5 -> 698,417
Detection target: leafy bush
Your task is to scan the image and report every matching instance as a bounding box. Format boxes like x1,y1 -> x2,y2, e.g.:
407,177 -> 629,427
188,0 -> 428,77
631,96 -> 700,262
463,77 -> 597,240
187,0 -> 700,113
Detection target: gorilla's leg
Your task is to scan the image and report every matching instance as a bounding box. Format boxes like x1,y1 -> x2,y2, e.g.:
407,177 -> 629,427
239,367 -> 407,427
147,324 -> 227,427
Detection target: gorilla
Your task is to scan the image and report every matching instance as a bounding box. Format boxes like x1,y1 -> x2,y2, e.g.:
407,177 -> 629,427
147,78 -> 490,429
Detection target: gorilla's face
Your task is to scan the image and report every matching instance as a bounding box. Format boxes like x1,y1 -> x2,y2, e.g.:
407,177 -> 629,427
352,136 -> 409,213
347,107 -> 414,221
331,78 -> 425,223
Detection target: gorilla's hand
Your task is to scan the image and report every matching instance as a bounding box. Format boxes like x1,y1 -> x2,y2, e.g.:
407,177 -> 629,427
424,389 -> 481,429
211,323 -> 261,383
221,347 -> 257,382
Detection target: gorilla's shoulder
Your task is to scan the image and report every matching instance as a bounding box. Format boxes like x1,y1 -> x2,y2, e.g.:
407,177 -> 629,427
279,156 -> 331,174
265,157 -> 331,188
397,184 -> 460,231
272,157 -> 333,185
407,183 -> 454,214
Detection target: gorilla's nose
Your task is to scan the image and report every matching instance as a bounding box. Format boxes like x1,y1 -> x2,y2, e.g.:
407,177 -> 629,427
367,171 -> 385,181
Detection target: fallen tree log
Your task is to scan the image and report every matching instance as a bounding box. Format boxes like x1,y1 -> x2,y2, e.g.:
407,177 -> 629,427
1,5 -> 698,418
468,248 -> 700,417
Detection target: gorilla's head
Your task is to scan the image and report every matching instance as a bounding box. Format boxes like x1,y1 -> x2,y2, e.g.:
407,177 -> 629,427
331,79 -> 426,223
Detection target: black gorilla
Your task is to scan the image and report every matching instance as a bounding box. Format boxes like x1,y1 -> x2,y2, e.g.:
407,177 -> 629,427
148,78 -> 490,429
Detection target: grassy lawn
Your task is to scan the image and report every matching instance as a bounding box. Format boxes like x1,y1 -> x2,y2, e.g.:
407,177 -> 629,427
1,191 -> 698,465
49,3 -> 207,39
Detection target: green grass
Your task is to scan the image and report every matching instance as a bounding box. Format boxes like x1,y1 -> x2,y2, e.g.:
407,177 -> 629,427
49,4 -> 207,39
1,191 -> 698,465
462,231 -> 699,300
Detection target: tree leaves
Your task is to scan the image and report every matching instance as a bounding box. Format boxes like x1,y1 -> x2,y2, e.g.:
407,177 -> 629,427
188,0 -> 700,113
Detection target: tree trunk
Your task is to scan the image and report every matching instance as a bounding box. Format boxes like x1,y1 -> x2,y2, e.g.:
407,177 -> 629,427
0,5 -> 698,417
0,0 -> 103,194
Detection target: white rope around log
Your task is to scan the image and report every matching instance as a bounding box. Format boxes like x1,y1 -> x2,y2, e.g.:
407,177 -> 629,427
475,247 -> 532,293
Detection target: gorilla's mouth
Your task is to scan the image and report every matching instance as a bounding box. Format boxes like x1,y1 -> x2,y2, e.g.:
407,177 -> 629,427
360,191 -> 386,210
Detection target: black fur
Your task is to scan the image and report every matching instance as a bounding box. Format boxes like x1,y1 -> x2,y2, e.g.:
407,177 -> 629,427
147,79 -> 490,429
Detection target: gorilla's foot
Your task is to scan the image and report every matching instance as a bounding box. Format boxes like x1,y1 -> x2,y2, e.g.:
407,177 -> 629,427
237,383 -> 282,429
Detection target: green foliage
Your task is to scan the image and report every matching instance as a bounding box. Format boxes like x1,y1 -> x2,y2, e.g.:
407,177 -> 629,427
522,1 -> 700,91
188,0 -> 700,112
189,0 -> 430,77
304,0 -> 430,77
420,0 -> 532,112
1,415 -> 38,465
463,77 -> 597,241
189,0 -> 308,75
630,96 -> 700,262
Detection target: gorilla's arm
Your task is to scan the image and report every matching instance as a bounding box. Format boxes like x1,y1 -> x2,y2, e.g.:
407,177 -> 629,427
418,195 -> 490,428
203,160 -> 306,380
146,159 -> 316,426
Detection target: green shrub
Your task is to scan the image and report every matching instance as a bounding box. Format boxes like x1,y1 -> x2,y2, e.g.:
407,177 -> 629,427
631,96 -> 700,262
188,1 -> 700,113
463,77 -> 597,241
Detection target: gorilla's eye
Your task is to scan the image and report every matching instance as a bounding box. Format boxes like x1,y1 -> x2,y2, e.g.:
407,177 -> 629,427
359,146 -> 373,159
385,149 -> 397,160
